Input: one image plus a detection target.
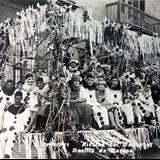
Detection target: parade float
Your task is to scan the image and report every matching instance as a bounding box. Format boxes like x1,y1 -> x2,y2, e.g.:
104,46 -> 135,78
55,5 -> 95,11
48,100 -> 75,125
1,0 -> 160,159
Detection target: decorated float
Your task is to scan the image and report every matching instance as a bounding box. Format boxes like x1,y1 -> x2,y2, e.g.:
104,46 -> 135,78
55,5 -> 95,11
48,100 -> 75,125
1,0 -> 160,159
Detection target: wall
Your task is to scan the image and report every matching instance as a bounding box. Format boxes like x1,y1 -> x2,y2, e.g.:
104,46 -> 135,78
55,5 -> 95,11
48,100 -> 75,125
145,0 -> 160,20
75,0 -> 118,21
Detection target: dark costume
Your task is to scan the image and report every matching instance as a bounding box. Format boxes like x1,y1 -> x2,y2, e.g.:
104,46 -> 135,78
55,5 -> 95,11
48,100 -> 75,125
69,80 -> 93,130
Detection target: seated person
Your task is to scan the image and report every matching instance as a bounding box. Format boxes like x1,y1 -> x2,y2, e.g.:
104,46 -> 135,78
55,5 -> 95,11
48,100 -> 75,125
80,75 -> 110,129
0,91 -> 30,159
68,75 -> 94,130
63,59 -> 80,82
151,85 -> 160,124
121,97 -> 135,127
138,83 -> 157,126
106,76 -> 126,134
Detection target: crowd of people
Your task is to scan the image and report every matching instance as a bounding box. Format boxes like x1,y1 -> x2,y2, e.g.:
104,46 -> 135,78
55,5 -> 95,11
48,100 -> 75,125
0,54 -> 160,158
63,56 -> 160,134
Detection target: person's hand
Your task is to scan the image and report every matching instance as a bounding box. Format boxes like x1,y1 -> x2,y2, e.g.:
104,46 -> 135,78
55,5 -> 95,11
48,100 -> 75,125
9,126 -> 15,131
24,104 -> 30,109
4,106 -> 8,112
0,128 -> 7,133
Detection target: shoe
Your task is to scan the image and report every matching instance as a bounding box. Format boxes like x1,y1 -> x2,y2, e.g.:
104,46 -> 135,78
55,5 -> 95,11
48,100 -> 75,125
4,154 -> 10,159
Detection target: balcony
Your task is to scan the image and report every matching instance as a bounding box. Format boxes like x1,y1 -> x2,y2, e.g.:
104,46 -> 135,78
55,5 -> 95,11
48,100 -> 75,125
106,1 -> 160,35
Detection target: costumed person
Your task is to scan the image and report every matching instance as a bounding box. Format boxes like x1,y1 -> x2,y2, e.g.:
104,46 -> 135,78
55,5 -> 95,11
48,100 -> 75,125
135,69 -> 146,86
151,85 -> 160,105
131,82 -> 145,127
87,60 -> 97,78
63,59 -> 80,82
68,75 -> 94,130
151,85 -> 160,124
121,96 -> 135,127
124,66 -> 136,79
106,76 -> 125,133
0,91 -> 29,158
103,64 -> 112,87
22,74 -> 39,133
24,77 -> 50,133
80,75 -> 109,129
0,80 -> 16,129
78,62 -> 88,79
15,81 -> 27,102
138,83 -> 157,126
95,63 -> 105,78
95,78 -> 112,129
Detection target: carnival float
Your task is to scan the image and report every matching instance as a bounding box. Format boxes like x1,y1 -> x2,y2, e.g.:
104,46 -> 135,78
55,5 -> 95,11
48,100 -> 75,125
0,0 -> 160,159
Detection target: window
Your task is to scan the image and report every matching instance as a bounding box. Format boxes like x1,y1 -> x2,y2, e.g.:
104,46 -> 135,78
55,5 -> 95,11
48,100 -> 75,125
127,0 -> 145,11
140,0 -> 145,11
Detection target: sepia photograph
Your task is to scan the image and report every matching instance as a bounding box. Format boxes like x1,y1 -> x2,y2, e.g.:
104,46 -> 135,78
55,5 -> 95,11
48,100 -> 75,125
0,0 -> 160,159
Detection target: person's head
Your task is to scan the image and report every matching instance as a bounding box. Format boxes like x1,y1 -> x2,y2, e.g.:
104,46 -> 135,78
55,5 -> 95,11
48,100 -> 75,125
5,80 -> 15,91
96,78 -> 106,91
25,74 -> 34,86
96,64 -> 103,73
71,75 -> 81,88
137,69 -> 145,80
144,83 -> 151,93
36,77 -> 44,90
111,76 -> 119,87
14,91 -> 23,105
124,97 -> 130,104
103,65 -> 111,75
130,66 -> 135,73
17,81 -> 24,90
85,75 -> 95,87
69,59 -> 79,68
130,78 -> 135,87
151,85 -> 159,95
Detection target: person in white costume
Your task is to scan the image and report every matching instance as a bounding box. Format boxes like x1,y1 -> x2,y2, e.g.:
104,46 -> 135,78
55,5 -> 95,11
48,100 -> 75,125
23,77 -> 50,133
0,80 -> 16,129
22,74 -> 39,133
0,91 -> 30,159
80,75 -> 109,129
121,97 -> 135,126
106,76 -> 125,132
138,83 -> 157,126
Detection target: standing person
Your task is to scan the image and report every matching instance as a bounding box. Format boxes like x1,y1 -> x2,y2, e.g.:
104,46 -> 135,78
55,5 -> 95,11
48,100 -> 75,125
0,80 -> 16,129
24,77 -> 50,133
0,91 -> 29,158
22,74 -> 38,133
69,75 -> 94,130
